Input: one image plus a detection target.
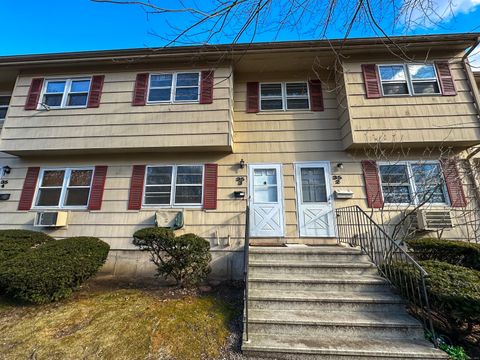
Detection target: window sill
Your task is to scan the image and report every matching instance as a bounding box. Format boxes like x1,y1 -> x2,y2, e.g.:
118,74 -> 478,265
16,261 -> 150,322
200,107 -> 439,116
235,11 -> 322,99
146,101 -> 200,105
36,106 -> 88,111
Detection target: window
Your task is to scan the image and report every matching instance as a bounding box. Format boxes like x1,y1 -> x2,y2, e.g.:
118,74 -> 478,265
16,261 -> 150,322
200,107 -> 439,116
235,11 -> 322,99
35,168 -> 93,208
0,95 -> 11,120
148,72 -> 199,103
144,165 -> 203,206
379,161 -> 448,205
260,82 -> 309,111
42,78 -> 91,108
378,64 -> 440,96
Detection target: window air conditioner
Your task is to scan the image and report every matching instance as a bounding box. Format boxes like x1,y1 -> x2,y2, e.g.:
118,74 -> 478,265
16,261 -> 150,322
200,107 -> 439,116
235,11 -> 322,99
34,211 -> 69,228
416,209 -> 453,231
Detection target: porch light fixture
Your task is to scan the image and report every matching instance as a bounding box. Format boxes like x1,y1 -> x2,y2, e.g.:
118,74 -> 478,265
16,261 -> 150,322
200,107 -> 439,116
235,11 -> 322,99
2,166 -> 11,175
239,159 -> 245,169
336,163 -> 344,169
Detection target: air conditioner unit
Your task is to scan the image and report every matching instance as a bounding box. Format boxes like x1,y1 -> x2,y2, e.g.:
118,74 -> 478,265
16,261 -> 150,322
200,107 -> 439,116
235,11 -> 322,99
34,211 -> 69,228
416,209 -> 453,231
155,209 -> 184,230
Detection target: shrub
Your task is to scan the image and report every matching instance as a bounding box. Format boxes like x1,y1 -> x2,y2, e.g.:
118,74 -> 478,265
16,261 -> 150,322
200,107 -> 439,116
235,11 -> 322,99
390,260 -> 480,336
0,229 -> 54,263
407,238 -> 480,270
133,227 -> 211,286
0,237 -> 110,304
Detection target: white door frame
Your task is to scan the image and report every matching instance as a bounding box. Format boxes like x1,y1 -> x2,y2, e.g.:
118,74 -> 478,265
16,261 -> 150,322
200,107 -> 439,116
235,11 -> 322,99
248,163 -> 285,237
295,161 -> 336,237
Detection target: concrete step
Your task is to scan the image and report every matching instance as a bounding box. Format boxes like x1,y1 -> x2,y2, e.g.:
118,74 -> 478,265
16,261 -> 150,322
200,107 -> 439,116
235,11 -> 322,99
246,309 -> 424,339
248,274 -> 390,292
242,334 -> 447,359
249,246 -> 367,262
249,260 -> 378,276
248,289 -> 407,312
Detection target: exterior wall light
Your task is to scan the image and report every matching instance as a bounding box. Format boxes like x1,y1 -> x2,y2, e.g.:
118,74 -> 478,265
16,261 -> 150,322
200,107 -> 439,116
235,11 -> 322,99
239,159 -> 245,169
2,166 -> 11,175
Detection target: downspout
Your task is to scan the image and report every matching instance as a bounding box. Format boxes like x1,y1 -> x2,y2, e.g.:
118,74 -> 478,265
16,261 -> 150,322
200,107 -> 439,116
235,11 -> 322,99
461,38 -> 480,214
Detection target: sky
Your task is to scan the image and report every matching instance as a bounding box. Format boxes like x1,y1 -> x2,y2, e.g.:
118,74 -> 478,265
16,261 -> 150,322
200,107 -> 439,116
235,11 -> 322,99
0,0 -> 479,66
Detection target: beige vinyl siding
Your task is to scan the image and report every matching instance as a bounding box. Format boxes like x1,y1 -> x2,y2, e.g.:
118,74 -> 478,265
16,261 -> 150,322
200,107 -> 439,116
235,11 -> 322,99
1,66 -> 234,154
343,57 -> 480,148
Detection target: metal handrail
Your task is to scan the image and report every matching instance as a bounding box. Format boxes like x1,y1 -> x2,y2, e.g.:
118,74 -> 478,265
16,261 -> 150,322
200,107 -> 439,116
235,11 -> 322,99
335,205 -> 437,347
243,204 -> 250,343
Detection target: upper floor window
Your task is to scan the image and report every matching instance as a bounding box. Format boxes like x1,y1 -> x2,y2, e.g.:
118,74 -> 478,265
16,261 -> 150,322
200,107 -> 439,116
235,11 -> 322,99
144,165 -> 204,206
378,64 -> 440,96
148,72 -> 200,103
260,82 -> 309,111
378,161 -> 448,205
35,168 -> 93,208
0,95 -> 11,121
41,78 -> 91,109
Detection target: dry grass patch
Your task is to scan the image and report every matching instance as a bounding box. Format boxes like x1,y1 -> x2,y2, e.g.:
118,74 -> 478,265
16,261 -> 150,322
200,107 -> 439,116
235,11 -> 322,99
0,289 -> 235,360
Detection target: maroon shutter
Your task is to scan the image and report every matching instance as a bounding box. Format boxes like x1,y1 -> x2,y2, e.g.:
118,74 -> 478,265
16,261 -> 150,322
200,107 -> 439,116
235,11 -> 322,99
361,64 -> 381,99
24,78 -> 44,110
308,80 -> 324,111
246,82 -> 259,113
18,167 -> 40,210
361,160 -> 384,208
435,62 -> 456,96
199,70 -> 214,104
87,75 -> 105,108
132,73 -> 149,106
128,165 -> 146,210
88,166 -> 108,210
203,164 -> 218,210
441,159 -> 466,207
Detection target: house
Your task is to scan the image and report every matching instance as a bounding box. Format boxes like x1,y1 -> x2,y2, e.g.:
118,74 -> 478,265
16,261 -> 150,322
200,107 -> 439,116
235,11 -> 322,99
0,33 -> 479,358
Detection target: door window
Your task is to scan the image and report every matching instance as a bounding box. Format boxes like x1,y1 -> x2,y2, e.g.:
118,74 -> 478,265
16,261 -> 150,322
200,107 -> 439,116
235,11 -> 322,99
253,168 -> 278,203
301,167 -> 327,203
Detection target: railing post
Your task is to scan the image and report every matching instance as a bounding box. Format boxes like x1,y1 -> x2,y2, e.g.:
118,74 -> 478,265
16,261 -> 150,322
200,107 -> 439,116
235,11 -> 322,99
421,274 -> 437,348
243,205 -> 250,343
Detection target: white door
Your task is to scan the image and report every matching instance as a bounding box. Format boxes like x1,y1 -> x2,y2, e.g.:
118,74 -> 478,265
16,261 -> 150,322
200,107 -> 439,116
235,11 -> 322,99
249,164 -> 284,237
296,162 -> 336,237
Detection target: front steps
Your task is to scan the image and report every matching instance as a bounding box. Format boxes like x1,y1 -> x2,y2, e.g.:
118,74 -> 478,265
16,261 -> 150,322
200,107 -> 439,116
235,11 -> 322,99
242,244 -> 447,359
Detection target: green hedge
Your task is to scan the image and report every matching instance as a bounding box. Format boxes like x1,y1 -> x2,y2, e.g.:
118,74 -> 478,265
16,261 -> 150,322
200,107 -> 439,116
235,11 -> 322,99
390,260 -> 480,326
0,229 -> 54,263
133,228 -> 211,286
407,238 -> 480,270
0,237 -> 110,304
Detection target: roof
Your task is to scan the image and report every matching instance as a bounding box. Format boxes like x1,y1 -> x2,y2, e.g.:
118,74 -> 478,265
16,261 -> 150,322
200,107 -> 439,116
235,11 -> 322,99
0,33 -> 478,67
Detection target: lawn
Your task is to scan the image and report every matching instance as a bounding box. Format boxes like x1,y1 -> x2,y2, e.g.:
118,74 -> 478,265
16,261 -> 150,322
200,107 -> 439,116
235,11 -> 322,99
0,279 -> 243,360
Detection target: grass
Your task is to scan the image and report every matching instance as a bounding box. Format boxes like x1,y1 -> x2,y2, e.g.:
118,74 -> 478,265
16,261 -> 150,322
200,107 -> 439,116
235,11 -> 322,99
0,287 -> 237,360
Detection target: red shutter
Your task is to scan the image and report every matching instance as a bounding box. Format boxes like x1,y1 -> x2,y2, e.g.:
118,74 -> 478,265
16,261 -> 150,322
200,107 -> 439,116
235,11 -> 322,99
308,80 -> 324,111
88,166 -> 108,210
435,62 -> 456,96
361,64 -> 381,99
18,167 -> 40,210
203,164 -> 218,210
361,160 -> 384,208
87,75 -> 105,108
24,78 -> 44,110
132,73 -> 149,106
441,159 -> 466,207
246,82 -> 259,113
199,70 -> 214,104
128,165 -> 146,210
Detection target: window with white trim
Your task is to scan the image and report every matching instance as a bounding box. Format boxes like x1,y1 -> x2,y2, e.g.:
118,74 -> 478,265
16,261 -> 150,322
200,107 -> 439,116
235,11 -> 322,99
378,64 -> 440,96
144,165 -> 204,206
41,78 -> 91,108
0,95 -> 11,121
147,72 -> 200,103
35,168 -> 93,208
378,161 -> 448,205
260,82 -> 309,111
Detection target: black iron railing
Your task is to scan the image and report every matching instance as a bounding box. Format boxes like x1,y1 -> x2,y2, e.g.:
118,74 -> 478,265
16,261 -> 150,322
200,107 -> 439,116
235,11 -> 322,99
243,205 -> 250,343
335,205 -> 437,347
